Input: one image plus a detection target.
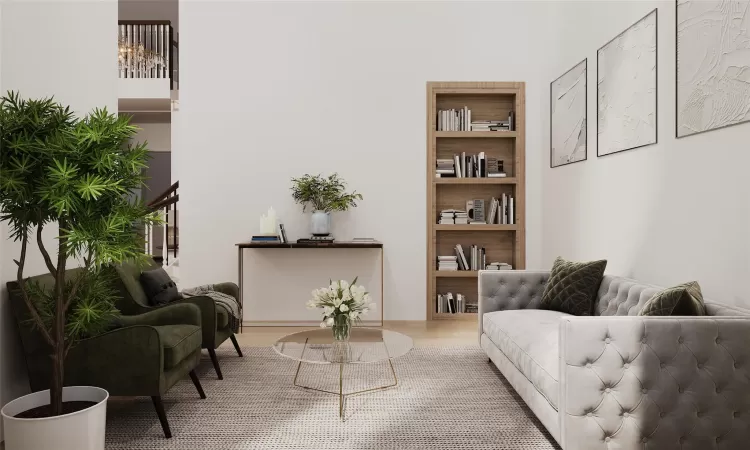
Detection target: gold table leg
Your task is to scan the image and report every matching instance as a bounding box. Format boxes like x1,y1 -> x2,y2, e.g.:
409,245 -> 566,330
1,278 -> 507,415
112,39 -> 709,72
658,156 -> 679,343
293,359 -> 399,420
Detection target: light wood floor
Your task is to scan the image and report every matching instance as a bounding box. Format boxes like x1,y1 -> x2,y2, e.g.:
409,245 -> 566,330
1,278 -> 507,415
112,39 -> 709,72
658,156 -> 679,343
225,320 -> 477,348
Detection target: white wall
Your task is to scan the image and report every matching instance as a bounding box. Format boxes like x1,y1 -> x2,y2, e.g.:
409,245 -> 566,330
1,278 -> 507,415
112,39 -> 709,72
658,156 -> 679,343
0,0 -> 118,433
541,1 -> 750,308
177,0 -> 549,320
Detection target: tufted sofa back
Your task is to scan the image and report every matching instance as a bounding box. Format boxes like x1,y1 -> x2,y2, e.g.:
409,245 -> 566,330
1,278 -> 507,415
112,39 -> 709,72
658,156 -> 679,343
594,275 -> 750,317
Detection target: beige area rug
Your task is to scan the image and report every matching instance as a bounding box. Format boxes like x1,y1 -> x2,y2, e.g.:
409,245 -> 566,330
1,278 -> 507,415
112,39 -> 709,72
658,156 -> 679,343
106,346 -> 559,449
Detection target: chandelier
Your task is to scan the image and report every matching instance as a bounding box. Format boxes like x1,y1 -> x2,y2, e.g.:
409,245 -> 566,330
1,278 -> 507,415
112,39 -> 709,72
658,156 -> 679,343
118,37 -> 164,73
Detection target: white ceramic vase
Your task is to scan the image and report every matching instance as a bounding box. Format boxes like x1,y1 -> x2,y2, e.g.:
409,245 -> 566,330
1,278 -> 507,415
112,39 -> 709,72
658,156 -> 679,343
1,386 -> 109,450
311,211 -> 331,236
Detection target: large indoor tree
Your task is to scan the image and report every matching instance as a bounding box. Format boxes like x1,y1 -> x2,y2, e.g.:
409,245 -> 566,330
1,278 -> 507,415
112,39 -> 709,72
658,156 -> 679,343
0,92 -> 160,415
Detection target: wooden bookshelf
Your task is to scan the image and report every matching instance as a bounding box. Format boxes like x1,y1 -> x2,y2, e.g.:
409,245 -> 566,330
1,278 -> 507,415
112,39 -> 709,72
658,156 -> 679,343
426,82 -> 526,321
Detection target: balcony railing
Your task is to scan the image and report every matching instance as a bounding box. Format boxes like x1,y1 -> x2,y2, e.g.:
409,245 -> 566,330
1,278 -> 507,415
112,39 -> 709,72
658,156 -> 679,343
118,20 -> 178,89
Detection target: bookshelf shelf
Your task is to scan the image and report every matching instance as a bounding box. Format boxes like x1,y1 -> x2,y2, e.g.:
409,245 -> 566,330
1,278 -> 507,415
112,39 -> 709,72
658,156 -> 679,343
435,271 -> 479,278
434,224 -> 517,231
435,131 -> 517,138
433,312 -> 477,321
427,81 -> 526,321
434,178 -> 518,185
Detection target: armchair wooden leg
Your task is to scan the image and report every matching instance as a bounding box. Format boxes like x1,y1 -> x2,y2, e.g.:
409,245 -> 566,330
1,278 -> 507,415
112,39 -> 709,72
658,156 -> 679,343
230,334 -> 243,357
208,348 -> 223,380
189,370 -> 206,399
151,396 -> 172,439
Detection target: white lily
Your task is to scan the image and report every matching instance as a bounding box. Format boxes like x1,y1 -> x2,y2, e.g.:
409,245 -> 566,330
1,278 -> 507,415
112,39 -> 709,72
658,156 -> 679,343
325,317 -> 335,326
339,303 -> 349,312
323,306 -> 334,316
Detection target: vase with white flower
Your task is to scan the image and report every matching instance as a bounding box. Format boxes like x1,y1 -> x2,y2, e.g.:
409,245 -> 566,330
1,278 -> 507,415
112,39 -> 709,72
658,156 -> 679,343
307,278 -> 375,341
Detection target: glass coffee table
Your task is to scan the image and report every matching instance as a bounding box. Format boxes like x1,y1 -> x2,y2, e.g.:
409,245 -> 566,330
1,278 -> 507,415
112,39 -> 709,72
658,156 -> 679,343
273,328 -> 413,419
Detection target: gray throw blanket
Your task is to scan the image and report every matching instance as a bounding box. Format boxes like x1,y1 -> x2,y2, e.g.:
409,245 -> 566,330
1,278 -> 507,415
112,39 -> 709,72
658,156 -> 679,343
181,284 -> 241,333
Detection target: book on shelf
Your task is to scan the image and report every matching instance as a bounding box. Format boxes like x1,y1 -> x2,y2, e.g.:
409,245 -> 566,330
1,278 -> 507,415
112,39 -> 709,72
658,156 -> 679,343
455,244 -> 469,270
251,235 -> 280,242
437,107 -> 471,132
486,262 -> 513,270
436,292 -> 467,314
464,303 -> 478,313
437,255 -> 459,271
466,199 -> 485,223
469,111 -> 515,131
439,152 -> 504,179
278,224 -> 288,243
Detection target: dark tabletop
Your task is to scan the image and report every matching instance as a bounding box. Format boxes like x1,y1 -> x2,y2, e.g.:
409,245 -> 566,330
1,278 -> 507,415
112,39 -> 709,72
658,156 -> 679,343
237,240 -> 383,249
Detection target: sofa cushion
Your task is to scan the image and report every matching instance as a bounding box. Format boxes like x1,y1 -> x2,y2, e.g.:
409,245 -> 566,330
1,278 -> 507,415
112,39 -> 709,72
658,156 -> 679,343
153,324 -> 202,370
483,309 -> 569,409
638,281 -> 706,316
140,267 -> 180,306
216,305 -> 230,329
541,257 -> 607,316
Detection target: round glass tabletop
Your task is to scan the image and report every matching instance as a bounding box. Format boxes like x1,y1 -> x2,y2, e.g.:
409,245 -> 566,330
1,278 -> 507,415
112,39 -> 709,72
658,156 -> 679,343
272,327 -> 413,364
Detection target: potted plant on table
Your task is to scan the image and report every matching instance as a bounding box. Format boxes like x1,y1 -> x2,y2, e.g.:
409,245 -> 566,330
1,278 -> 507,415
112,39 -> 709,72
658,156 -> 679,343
290,173 -> 363,236
0,92 -> 159,450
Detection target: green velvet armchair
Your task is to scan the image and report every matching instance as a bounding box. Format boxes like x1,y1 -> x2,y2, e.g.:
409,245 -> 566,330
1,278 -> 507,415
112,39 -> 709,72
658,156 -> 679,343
112,260 -> 242,380
7,268 -> 206,438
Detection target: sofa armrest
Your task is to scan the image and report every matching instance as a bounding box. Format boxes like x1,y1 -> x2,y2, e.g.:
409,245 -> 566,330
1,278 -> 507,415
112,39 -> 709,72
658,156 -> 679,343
118,303 -> 201,328
175,295 -> 217,345
559,316 -> 750,450
66,325 -> 165,395
478,270 -> 550,338
213,282 -> 240,302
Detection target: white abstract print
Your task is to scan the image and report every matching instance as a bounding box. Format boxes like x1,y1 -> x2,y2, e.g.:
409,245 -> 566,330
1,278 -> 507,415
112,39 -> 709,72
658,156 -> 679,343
677,0 -> 750,137
551,60 -> 587,167
598,10 -> 657,155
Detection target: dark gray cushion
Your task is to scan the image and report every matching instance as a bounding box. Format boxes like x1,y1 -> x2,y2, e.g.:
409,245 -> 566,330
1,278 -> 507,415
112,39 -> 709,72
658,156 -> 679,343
140,267 -> 179,306
638,281 -> 706,316
541,256 -> 607,316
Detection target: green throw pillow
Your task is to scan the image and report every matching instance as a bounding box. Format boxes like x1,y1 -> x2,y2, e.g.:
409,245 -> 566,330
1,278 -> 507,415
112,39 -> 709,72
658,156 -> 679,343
638,281 -> 706,316
541,256 -> 607,316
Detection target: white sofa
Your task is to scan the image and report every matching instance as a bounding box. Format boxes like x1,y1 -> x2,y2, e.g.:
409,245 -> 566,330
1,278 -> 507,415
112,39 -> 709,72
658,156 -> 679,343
478,270 -> 750,449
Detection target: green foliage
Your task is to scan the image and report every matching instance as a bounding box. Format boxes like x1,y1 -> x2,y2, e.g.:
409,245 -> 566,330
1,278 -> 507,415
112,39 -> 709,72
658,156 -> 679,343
0,92 -> 160,413
290,173 -> 363,213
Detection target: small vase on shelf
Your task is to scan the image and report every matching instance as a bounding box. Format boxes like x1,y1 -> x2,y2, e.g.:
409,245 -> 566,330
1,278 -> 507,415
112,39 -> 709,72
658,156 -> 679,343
311,211 -> 331,236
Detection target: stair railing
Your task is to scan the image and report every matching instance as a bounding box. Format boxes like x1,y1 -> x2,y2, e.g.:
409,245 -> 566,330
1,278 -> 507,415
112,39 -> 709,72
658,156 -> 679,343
146,181 -> 179,265
118,20 -> 178,89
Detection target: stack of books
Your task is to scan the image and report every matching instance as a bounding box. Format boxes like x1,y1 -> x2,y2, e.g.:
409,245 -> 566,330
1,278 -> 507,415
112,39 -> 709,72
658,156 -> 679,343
436,292 -> 467,314
486,194 -> 515,225
470,111 -> 515,131
251,235 -> 280,243
487,158 -> 507,178
464,303 -> 478,313
486,262 -> 513,270
437,256 -> 459,271
435,159 -> 455,178
437,107 -> 471,131
439,210 -> 457,225
454,211 -> 469,225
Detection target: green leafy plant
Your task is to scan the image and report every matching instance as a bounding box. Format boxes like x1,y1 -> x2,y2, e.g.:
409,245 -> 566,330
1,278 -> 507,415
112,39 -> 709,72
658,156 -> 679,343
290,173 -> 363,213
0,92 -> 160,416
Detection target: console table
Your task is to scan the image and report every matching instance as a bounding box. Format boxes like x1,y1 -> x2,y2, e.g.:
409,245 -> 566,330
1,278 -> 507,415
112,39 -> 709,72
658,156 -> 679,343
236,241 -> 384,330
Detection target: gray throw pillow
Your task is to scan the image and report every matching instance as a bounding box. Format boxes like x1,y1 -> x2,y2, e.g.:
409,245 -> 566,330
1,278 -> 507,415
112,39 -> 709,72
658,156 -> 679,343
540,256 -> 607,316
638,281 -> 706,316
140,267 -> 179,306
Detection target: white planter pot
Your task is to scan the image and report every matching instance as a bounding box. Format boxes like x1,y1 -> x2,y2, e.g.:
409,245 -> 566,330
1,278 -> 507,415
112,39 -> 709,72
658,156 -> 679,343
311,211 -> 331,236
1,386 -> 109,450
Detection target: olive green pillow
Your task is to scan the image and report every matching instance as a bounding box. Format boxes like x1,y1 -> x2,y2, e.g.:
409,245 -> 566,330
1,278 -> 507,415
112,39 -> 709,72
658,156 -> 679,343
638,281 -> 706,316
541,256 -> 607,316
